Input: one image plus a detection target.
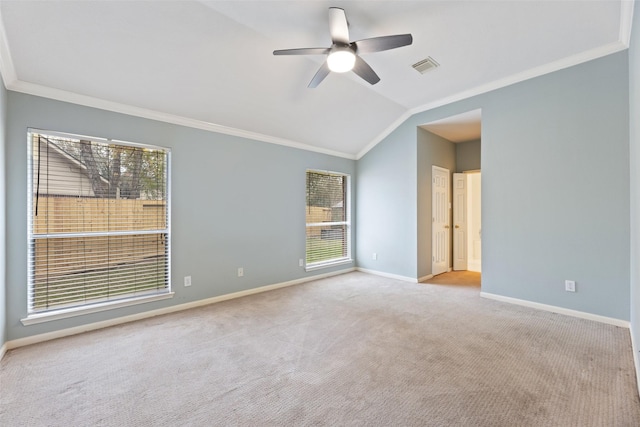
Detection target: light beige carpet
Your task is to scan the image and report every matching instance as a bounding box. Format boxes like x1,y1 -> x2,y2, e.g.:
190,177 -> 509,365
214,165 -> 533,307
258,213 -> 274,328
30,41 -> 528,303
1,271 -> 639,426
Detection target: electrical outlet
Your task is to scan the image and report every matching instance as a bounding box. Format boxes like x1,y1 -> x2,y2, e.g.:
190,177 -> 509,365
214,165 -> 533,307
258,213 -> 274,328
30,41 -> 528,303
565,280 -> 576,292
237,267 -> 244,277
184,276 -> 192,287
299,259 -> 304,267
372,253 -> 377,260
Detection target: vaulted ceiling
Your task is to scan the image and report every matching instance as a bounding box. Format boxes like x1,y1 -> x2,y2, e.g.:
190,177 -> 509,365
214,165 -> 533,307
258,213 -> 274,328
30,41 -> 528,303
0,1 -> 632,159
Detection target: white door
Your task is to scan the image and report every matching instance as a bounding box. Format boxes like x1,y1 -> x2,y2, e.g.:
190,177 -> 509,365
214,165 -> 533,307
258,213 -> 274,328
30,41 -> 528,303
453,173 -> 468,271
432,166 -> 450,276
468,172 -> 482,272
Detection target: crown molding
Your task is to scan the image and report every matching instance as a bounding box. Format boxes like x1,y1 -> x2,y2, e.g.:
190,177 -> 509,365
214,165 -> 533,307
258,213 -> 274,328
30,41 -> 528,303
409,40 -> 628,119
0,5 -> 16,87
357,0 -> 634,160
355,110 -> 413,160
357,39 -> 628,160
7,80 -> 356,160
620,0 -> 635,47
0,7 -> 355,160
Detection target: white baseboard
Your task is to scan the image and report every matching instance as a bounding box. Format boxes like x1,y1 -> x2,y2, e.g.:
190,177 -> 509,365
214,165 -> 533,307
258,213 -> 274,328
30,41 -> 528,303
631,324 -> 640,398
356,267 -> 418,283
3,268 -> 355,355
418,274 -> 434,283
480,292 -> 630,328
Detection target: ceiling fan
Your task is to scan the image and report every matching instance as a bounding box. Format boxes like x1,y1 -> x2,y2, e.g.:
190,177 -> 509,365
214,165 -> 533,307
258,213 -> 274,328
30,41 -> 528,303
273,7 -> 413,88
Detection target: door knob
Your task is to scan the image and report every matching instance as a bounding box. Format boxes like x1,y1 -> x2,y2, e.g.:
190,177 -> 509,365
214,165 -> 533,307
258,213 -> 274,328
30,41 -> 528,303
455,225 -> 460,229
444,225 -> 450,229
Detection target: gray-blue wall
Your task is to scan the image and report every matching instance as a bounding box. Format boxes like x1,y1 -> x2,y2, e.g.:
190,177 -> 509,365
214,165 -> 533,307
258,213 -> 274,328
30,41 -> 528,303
358,51 -> 630,320
0,76 -> 6,348
5,92 -> 355,341
481,52 -> 629,320
629,0 -> 640,361
356,116 -> 417,279
456,139 -> 481,172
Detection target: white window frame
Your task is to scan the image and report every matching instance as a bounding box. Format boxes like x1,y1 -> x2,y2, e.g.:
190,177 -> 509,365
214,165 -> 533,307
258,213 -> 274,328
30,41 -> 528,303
305,170 -> 352,271
22,129 -> 173,325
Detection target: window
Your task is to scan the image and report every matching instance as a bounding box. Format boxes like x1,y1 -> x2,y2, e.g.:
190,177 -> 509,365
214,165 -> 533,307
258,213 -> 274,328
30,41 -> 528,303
27,130 -> 170,317
305,170 -> 351,269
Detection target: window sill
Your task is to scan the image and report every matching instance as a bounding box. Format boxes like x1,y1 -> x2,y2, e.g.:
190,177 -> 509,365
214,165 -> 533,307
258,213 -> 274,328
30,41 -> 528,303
305,258 -> 353,272
21,292 -> 175,326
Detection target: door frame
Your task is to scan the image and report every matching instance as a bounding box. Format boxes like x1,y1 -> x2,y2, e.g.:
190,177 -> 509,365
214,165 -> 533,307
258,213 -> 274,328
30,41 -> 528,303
465,170 -> 482,272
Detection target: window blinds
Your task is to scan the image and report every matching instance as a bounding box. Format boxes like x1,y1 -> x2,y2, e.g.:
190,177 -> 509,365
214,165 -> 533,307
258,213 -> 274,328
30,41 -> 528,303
27,131 -> 170,313
305,171 -> 350,266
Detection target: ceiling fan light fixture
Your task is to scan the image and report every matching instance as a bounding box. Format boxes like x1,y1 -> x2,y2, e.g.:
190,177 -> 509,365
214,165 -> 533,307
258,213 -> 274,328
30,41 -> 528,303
327,48 -> 356,73
273,7 -> 413,87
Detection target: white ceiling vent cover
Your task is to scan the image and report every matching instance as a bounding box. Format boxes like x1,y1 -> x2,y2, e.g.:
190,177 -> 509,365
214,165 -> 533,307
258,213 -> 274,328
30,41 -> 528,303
412,57 -> 440,74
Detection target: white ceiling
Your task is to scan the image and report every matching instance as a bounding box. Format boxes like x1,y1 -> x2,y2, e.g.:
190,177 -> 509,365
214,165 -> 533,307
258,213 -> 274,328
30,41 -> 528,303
420,109 -> 482,143
0,1 -> 632,159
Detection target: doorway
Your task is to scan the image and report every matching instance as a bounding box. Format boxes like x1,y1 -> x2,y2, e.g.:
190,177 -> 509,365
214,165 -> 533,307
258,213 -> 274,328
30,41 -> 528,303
453,171 -> 481,272
419,108 -> 482,280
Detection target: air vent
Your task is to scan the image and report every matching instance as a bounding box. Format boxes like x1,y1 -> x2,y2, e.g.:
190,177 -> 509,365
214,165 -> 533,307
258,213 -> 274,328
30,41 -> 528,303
412,56 -> 440,74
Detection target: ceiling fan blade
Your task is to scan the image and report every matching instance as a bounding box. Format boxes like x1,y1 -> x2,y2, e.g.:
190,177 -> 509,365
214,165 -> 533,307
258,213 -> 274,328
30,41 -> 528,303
352,56 -> 380,85
328,7 -> 349,44
308,62 -> 331,88
354,34 -> 413,54
273,47 -> 330,56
